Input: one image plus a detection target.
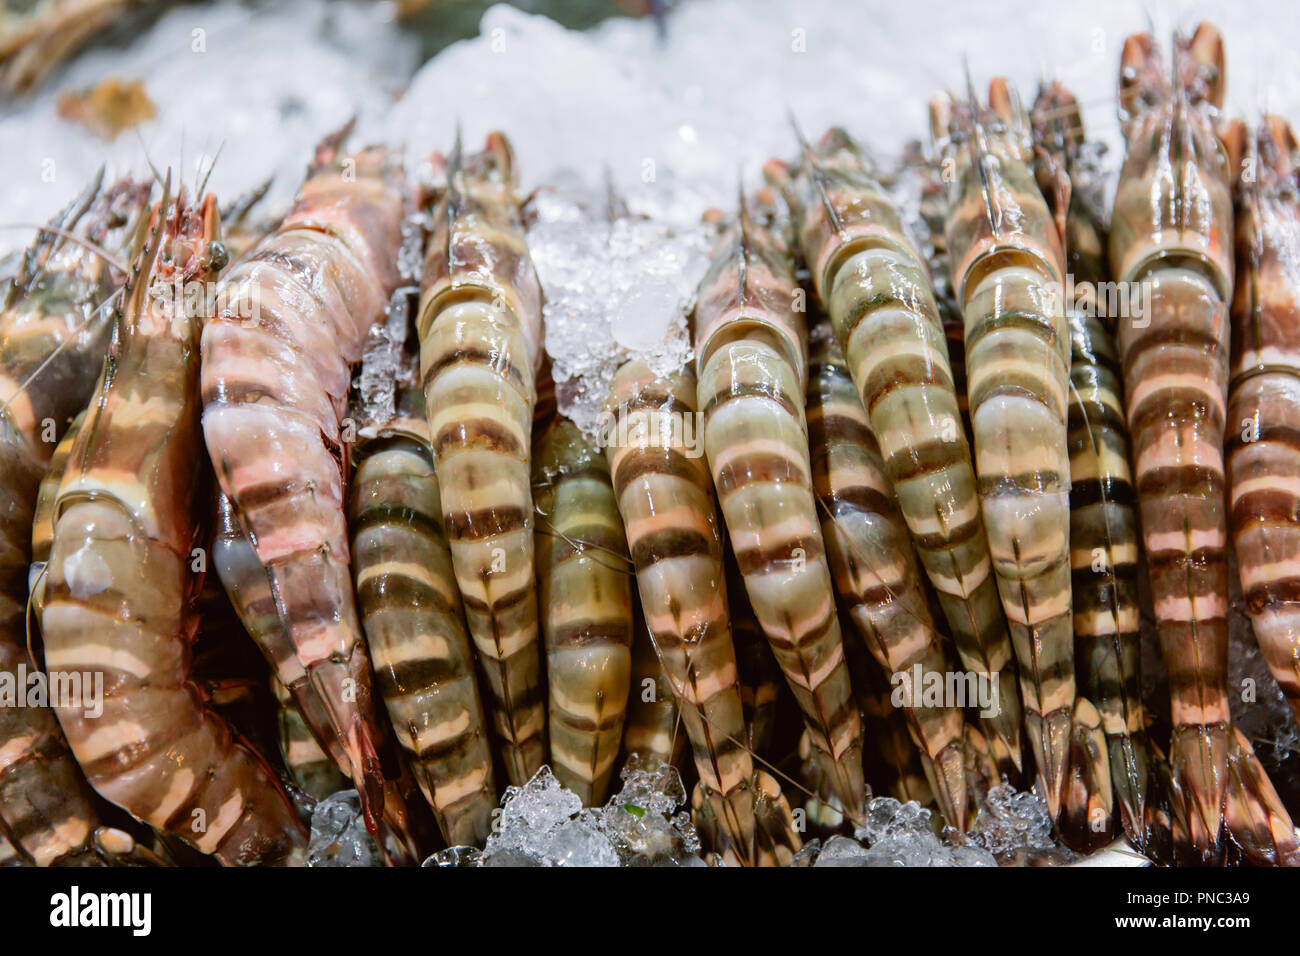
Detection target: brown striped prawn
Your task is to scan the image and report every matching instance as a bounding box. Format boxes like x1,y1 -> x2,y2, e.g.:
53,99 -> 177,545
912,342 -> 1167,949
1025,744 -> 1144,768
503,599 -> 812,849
40,183 -> 308,865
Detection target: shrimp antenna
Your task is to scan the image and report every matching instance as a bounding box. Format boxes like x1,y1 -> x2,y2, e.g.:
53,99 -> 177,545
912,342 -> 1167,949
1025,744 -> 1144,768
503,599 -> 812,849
6,166 -> 104,307
196,142 -> 224,200
788,110 -> 845,237
734,173 -> 753,309
134,128 -> 167,193
786,107 -> 812,155
0,224 -> 127,275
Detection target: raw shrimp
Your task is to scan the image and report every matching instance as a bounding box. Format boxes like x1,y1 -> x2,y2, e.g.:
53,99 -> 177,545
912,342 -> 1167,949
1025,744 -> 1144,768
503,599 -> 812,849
805,321 -> 968,829
533,416 -> 633,805
1109,24 -> 1234,862
604,359 -> 758,864
1223,116 -> 1300,720
41,185 -> 307,865
202,128 -> 404,825
416,133 -> 546,785
1,175 -> 149,866
1031,81 -> 1149,847
350,377 -> 498,846
931,78 -> 1074,815
693,191 -> 865,820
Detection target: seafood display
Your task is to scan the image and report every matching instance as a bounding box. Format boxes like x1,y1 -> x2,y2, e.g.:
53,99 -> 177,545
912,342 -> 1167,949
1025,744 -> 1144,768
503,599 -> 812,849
5,4 -> 1300,873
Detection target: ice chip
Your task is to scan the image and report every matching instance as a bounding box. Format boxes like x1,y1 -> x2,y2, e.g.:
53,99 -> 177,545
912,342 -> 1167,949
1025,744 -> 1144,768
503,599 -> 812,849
546,817 -> 620,867
499,766 -> 584,835
813,835 -> 872,867
307,790 -> 379,867
423,846 -> 483,867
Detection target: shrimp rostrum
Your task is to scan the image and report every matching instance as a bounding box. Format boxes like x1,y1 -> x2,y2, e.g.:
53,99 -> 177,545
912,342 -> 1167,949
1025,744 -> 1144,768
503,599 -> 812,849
40,184 -> 307,866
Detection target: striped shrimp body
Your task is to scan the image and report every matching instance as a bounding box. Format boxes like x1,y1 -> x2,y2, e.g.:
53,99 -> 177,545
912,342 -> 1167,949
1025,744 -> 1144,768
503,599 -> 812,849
350,378 -> 498,846
533,416 -> 633,805
1109,25 -> 1234,862
787,129 -> 1022,775
604,359 -> 758,864
416,133 -> 546,785
1224,117 -> 1300,720
42,187 -> 307,865
1,178 -> 150,866
932,79 -> 1074,816
693,194 -> 865,821
1031,82 -> 1150,847
621,608 -> 681,769
202,132 -> 404,825
806,323 -> 968,830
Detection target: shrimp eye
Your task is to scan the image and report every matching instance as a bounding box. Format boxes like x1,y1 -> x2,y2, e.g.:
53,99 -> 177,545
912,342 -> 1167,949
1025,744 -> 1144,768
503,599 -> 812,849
202,241 -> 230,273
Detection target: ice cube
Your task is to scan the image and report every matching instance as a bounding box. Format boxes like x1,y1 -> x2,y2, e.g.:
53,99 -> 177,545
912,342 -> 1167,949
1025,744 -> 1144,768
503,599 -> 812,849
423,846 -> 483,867
307,790 -> 379,867
813,835 -> 872,867
546,817 -> 620,867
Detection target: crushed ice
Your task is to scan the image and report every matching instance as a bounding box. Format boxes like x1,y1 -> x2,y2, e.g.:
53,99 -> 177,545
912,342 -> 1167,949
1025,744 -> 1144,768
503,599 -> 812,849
307,789 -> 381,867
525,187 -> 709,435
425,759 -> 705,867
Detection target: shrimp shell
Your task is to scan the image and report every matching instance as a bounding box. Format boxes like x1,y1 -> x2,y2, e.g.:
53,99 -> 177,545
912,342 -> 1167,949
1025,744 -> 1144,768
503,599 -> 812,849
693,192 -> 865,820
604,359 -> 758,864
202,135 -> 404,827
416,133 -> 546,785
806,322 -> 968,830
1031,81 -> 1151,848
1225,117 -> 1300,720
786,130 -> 1022,775
533,417 -> 633,805
932,79 -> 1075,816
1109,25 -> 1234,862
351,382 -> 498,845
2,175 -> 148,866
